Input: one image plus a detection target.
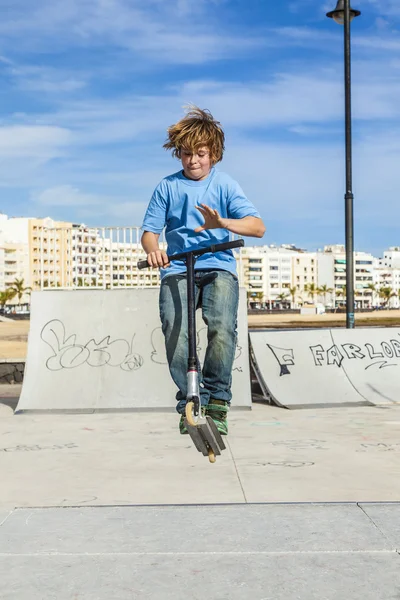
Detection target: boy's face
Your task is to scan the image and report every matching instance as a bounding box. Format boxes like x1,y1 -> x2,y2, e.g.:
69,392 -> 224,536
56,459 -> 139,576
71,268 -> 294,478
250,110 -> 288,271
181,146 -> 212,181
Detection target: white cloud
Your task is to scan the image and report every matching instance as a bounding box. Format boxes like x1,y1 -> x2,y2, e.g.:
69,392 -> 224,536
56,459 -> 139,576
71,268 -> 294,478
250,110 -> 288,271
0,0 -> 268,64
180,71 -> 400,127
9,64 -> 87,93
32,184 -> 149,226
97,200 -> 150,224
33,185 -> 100,206
0,125 -> 71,158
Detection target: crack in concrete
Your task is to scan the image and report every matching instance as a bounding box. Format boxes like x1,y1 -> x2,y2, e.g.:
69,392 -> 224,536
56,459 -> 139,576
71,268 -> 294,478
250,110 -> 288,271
357,503 -> 397,552
226,439 -> 247,503
0,509 -> 14,527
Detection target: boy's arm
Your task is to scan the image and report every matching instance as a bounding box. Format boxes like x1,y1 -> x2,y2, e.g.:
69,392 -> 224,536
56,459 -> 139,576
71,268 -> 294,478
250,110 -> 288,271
220,215 -> 265,238
141,231 -> 170,268
195,205 -> 266,238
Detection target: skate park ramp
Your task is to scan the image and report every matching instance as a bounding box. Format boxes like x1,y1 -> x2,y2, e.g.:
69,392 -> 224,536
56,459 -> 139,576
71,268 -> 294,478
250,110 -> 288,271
15,288 -> 251,413
250,328 -> 400,409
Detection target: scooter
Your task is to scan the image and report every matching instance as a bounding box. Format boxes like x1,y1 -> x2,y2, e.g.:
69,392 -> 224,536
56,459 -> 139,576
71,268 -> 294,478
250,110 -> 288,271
137,238 -> 244,463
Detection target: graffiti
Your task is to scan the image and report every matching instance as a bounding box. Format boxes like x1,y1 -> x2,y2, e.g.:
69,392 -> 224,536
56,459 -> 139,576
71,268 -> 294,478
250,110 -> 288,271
357,442 -> 400,452
267,335 -> 400,373
310,340 -> 400,369
266,344 -> 294,376
41,320 -> 143,371
1,443 -> 78,452
310,344 -> 345,367
150,326 -> 243,371
268,439 -> 328,450
61,496 -> 99,505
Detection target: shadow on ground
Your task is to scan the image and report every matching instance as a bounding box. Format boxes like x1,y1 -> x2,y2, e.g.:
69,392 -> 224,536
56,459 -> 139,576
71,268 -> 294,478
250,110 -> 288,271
0,398 -> 18,411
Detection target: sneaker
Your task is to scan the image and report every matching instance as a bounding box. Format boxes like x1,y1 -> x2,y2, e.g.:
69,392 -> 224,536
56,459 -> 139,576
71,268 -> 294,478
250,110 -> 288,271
206,400 -> 229,436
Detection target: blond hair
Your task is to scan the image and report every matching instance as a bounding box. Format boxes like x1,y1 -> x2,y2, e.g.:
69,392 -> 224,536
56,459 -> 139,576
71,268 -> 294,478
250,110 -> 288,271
163,105 -> 225,164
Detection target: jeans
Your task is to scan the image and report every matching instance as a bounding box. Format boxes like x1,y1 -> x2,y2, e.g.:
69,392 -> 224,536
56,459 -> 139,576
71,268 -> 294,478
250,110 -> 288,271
159,269 -> 239,414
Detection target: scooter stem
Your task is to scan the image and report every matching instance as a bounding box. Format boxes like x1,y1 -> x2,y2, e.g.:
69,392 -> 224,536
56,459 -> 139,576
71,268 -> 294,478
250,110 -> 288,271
186,252 -> 197,372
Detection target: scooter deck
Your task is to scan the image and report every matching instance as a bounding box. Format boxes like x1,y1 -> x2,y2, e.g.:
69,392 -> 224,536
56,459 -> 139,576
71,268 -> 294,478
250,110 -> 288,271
184,415 -> 226,457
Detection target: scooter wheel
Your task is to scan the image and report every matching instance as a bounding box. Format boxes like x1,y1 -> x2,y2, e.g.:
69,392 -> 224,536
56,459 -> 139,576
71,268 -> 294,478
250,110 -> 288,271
185,401 -> 197,427
208,448 -> 216,464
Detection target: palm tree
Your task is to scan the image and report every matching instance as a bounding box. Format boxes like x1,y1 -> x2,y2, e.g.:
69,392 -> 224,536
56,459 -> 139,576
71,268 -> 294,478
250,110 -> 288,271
335,286 -> 346,312
379,286 -> 396,308
289,286 -> 297,309
247,291 -> 263,308
366,283 -> 377,307
304,282 -> 318,304
0,289 -> 16,309
276,292 -> 289,305
9,278 -> 32,305
318,284 -> 333,306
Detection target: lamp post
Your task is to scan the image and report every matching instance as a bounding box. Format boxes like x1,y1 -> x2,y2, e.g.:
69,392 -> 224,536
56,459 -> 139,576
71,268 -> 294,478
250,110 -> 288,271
326,0 -> 361,329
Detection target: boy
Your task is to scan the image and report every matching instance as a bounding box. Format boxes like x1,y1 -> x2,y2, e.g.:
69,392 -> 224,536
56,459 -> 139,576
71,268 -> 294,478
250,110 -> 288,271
141,106 -> 265,435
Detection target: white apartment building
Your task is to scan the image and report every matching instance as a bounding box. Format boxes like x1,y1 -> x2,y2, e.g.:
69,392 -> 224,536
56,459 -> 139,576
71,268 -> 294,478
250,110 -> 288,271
380,247 -> 400,269
3,243 -> 30,294
0,214 -> 31,303
292,252 -> 335,307
0,228 -> 5,292
0,214 -> 30,245
323,245 -> 375,308
0,216 -> 165,292
239,245 -> 295,307
240,244 -> 337,308
70,227 -> 167,289
51,225 -> 166,289
373,258 -> 400,308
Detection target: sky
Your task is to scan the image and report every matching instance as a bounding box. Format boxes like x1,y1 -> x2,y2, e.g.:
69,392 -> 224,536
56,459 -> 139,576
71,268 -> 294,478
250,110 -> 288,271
0,0 -> 399,256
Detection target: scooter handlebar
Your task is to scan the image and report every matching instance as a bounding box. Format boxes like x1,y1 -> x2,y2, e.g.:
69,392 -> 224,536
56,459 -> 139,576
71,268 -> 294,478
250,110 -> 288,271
137,238 -> 244,270
204,239 -> 245,254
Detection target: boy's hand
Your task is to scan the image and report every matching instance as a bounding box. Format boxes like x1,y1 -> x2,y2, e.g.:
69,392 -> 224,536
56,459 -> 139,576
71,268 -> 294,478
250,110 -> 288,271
146,250 -> 170,268
194,204 -> 226,232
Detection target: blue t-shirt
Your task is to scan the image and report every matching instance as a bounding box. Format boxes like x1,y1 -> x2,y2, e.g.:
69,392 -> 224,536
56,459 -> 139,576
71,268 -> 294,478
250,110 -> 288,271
141,167 -> 261,279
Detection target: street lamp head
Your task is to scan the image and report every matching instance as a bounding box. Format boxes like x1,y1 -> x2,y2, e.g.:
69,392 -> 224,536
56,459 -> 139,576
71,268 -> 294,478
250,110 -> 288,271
326,0 -> 361,24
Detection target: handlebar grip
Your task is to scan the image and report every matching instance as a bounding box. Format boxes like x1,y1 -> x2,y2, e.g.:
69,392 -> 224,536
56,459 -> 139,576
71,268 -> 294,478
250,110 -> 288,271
137,259 -> 150,270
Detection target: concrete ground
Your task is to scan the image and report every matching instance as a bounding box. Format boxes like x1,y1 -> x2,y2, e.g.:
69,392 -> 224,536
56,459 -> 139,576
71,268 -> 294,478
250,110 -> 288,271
1,388 -> 400,598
